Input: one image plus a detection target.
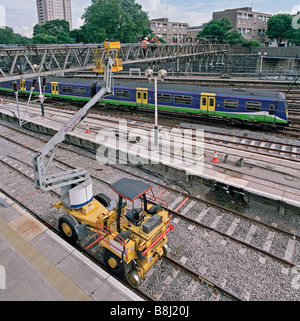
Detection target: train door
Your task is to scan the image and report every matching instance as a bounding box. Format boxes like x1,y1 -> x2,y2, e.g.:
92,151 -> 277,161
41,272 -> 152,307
51,82 -> 59,95
200,93 -> 216,115
19,80 -> 26,91
268,103 -> 276,123
136,88 -> 148,107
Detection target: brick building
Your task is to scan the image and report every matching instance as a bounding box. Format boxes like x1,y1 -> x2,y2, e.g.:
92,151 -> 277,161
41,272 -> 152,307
150,18 -> 189,43
213,7 -> 272,45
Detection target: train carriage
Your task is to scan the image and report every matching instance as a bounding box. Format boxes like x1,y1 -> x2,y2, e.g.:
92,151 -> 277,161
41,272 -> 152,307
0,77 -> 97,102
96,81 -> 288,126
0,77 -> 289,127
47,77 -> 97,101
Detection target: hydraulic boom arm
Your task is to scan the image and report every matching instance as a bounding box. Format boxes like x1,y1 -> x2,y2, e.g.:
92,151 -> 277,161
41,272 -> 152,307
33,54 -> 115,192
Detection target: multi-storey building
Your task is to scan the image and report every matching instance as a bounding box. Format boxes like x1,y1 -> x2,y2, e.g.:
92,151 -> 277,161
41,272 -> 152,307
213,7 -> 272,45
187,25 -> 203,41
36,0 -> 72,29
150,18 -> 189,43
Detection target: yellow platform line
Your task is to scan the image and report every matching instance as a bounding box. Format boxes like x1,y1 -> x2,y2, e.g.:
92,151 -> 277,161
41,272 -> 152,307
0,217 -> 92,301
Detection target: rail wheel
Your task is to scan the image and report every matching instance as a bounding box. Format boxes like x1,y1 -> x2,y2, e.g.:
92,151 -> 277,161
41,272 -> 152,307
126,270 -> 141,288
103,249 -> 131,278
58,214 -> 79,243
162,244 -> 169,256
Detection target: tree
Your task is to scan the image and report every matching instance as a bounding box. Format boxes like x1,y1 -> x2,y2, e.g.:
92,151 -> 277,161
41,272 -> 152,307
32,33 -> 57,44
32,19 -> 75,44
82,0 -> 151,43
266,14 -> 293,46
40,19 -> 70,36
0,26 -> 16,44
69,26 -> 90,43
286,13 -> 300,45
33,24 -> 41,37
0,26 -> 31,44
197,17 -> 238,42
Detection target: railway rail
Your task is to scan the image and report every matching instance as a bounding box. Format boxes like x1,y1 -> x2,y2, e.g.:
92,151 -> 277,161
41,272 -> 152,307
1,99 -> 300,159
0,128 -> 240,301
0,121 -> 300,300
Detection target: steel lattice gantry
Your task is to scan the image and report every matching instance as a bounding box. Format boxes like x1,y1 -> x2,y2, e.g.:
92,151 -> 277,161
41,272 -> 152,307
0,42 -> 231,82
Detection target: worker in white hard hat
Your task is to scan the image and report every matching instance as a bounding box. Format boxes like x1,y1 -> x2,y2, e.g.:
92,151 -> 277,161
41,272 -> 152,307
141,37 -> 149,56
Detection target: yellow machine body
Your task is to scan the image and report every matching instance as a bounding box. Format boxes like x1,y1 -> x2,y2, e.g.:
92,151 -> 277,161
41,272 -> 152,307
54,178 -> 173,288
93,40 -> 123,73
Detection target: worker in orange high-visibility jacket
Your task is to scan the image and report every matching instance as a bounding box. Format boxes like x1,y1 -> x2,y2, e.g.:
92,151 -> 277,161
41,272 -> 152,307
150,36 -> 161,54
141,37 -> 149,56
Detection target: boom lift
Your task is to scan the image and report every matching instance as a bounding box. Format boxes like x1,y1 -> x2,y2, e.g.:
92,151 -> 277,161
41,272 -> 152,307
32,41 -> 173,288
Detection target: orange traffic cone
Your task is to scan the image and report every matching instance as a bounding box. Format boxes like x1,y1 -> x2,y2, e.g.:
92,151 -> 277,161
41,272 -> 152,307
211,150 -> 219,163
0,97 -> 3,104
86,124 -> 91,133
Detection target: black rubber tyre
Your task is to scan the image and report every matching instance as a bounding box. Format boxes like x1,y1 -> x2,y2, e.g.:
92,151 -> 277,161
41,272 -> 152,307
94,193 -> 111,207
103,249 -> 131,278
58,214 -> 79,243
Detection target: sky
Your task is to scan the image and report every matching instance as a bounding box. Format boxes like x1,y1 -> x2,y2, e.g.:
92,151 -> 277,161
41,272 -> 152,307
0,0 -> 299,38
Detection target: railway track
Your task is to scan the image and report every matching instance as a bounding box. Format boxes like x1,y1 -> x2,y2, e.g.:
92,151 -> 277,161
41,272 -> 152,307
2,100 -> 300,162
0,121 -> 300,300
0,129 -> 240,301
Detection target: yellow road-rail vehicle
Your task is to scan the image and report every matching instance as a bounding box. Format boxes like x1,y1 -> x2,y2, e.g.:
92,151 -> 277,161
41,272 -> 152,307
55,178 -> 174,288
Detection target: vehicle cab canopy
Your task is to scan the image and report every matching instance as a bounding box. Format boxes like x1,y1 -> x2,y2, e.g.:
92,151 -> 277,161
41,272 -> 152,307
110,178 -> 155,232
110,178 -> 153,201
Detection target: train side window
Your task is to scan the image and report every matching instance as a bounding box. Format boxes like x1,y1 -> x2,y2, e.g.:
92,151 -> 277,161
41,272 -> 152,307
224,99 -> 238,109
202,97 -> 207,105
269,104 -> 275,115
157,93 -> 171,103
246,101 -> 261,111
74,87 -> 86,94
209,98 -> 214,107
174,95 -> 192,105
116,90 -> 130,98
143,92 -> 147,100
62,86 -> 73,94
137,92 -> 141,99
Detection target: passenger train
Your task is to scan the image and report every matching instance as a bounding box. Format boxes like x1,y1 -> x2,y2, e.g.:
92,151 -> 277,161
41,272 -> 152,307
0,77 -> 289,127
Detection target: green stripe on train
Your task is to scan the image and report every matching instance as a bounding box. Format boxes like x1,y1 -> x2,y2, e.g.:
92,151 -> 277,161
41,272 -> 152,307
99,98 -> 287,124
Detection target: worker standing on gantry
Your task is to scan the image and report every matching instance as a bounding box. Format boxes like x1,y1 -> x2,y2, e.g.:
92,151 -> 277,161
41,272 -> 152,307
141,37 -> 149,57
150,36 -> 161,54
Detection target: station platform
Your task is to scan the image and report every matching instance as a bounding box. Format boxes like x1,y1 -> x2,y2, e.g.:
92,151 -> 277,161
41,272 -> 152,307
0,193 -> 143,301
